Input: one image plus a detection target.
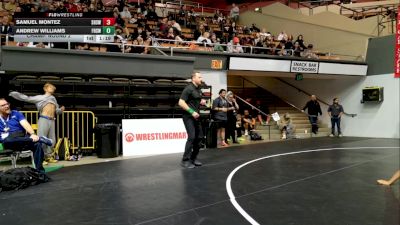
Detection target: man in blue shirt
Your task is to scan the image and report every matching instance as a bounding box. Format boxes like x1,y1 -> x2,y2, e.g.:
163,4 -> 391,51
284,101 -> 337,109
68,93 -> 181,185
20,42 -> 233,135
0,98 -> 52,173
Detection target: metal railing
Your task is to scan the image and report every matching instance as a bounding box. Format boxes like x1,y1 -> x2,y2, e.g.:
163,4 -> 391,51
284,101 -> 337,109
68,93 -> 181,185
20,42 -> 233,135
1,33 -> 364,61
274,77 -> 357,117
22,111 -> 97,151
152,37 -> 296,56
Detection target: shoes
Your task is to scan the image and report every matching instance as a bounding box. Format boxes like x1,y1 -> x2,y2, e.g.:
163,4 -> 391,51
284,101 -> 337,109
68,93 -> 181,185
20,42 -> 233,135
39,136 -> 53,146
191,159 -> 202,166
42,161 -> 48,166
181,160 -> 195,169
338,134 -> 343,137
46,158 -> 58,163
232,141 -> 239,144
221,141 -> 229,147
244,131 -> 248,136
329,134 -> 334,137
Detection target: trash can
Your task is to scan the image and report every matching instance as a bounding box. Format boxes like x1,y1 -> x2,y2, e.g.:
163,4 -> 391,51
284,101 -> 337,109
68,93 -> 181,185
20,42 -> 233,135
95,124 -> 120,158
205,120 -> 219,148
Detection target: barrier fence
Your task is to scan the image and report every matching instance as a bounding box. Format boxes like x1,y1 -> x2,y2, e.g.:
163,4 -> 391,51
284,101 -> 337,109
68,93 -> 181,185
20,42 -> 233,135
22,111 -> 97,151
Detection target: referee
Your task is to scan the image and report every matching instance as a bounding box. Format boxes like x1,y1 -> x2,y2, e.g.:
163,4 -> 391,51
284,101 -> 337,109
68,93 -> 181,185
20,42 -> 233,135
178,71 -> 206,169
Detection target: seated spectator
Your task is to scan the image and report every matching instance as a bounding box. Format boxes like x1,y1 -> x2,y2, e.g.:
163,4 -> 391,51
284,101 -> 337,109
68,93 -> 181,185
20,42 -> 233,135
171,20 -> 182,34
5,0 -> 17,12
253,100 -> 270,125
147,6 -> 158,20
27,42 -> 52,48
278,113 -> 296,139
210,33 -> 224,52
302,44 -> 318,59
39,1 -> 50,12
293,41 -> 302,57
128,39 -> 144,54
241,109 -> 255,136
296,34 -> 307,51
0,98 -> 53,173
197,32 -> 211,45
227,37 -> 243,53
194,24 -> 206,41
0,16 -> 12,45
120,6 -> 132,20
275,40 -> 287,56
285,35 -> 294,50
277,31 -> 288,41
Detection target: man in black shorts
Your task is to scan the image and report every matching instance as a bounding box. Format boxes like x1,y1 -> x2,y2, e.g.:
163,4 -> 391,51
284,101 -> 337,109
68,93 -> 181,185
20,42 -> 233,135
178,72 -> 206,169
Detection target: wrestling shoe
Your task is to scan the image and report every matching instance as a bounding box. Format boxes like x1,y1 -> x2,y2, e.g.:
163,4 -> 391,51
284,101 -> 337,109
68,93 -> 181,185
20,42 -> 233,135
181,160 -> 195,169
191,159 -> 202,166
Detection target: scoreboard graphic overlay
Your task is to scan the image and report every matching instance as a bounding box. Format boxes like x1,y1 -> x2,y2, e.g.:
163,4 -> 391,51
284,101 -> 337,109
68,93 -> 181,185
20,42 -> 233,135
13,13 -> 116,43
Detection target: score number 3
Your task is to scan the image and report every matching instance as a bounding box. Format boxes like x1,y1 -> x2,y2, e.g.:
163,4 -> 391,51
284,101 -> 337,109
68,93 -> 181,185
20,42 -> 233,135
102,18 -> 116,26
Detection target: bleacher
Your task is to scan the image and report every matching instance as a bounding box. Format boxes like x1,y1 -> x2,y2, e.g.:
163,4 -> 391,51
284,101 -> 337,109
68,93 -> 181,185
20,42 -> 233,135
8,75 -> 190,123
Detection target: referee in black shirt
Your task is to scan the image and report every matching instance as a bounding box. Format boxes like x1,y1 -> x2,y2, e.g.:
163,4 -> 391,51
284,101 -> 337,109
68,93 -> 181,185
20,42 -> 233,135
178,72 -> 206,169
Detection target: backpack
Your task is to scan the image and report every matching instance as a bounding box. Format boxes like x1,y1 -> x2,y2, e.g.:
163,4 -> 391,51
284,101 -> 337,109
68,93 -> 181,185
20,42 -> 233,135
54,138 -> 70,161
0,167 -> 49,192
249,131 -> 263,141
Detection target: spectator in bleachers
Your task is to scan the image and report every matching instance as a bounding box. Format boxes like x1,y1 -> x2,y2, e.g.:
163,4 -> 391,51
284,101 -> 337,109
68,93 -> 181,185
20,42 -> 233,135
55,1 -> 68,13
292,41 -> 302,57
227,36 -> 243,53
230,3 -> 239,23
38,0 -> 49,12
210,33 -> 224,52
171,20 -> 182,33
164,27 -> 183,43
254,100 -> 270,125
275,40 -> 288,56
194,24 -> 206,41
302,44 -> 318,59
159,17 -> 169,33
197,32 -> 211,45
97,2 -> 106,12
285,35 -> 294,50
277,31 -> 288,41
296,34 -> 307,50
4,0 -> 17,12
128,39 -> 144,54
147,6 -> 158,20
65,0 -> 79,13
1,16 -> 12,44
27,42 -> 52,48
120,6 -> 132,20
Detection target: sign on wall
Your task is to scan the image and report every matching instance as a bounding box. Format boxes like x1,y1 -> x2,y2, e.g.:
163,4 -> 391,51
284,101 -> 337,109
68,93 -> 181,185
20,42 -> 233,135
395,5 -> 400,78
290,61 -> 318,73
122,119 -> 187,156
211,60 -> 223,69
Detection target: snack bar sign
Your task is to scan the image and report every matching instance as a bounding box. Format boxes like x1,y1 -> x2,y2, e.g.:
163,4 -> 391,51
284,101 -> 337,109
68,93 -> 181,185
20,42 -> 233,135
290,61 -> 318,74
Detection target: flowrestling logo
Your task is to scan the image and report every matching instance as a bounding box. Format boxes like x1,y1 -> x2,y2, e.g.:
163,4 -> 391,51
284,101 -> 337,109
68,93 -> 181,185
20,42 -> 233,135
124,132 -> 187,142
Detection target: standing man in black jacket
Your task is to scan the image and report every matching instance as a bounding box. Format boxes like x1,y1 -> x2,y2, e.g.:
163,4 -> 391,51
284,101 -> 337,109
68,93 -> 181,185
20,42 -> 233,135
302,95 -> 322,134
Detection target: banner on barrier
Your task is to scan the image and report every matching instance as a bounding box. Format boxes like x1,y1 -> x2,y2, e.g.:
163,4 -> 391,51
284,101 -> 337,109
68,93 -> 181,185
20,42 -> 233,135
122,119 -> 187,156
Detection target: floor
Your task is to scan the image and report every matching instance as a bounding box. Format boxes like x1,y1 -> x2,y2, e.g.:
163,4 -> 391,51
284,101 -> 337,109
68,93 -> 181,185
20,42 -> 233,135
0,137 -> 399,225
